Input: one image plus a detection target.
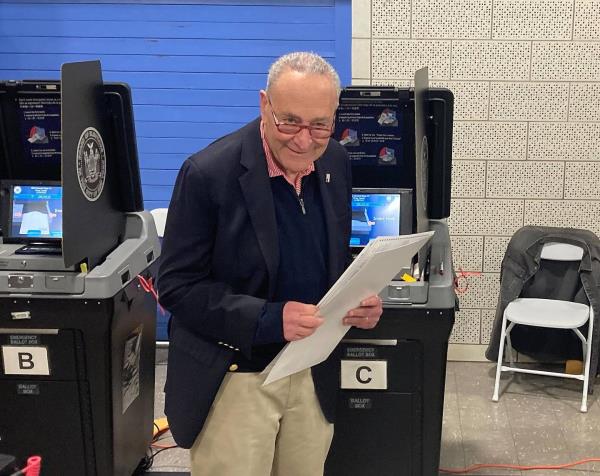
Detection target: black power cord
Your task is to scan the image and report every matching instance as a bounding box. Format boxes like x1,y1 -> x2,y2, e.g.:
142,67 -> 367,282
0,454 -> 17,476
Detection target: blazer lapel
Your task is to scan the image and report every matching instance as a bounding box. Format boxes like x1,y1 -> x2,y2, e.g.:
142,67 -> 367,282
239,125 -> 280,297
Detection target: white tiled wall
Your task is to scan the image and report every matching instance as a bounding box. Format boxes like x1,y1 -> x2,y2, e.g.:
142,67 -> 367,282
352,39 -> 371,78
528,123 -> 600,161
574,0 -> 600,40
480,309 -> 497,344
564,162 -> 600,200
450,309 -> 481,344
492,0 -> 573,40
485,161 -> 564,199
430,81 -> 490,120
352,0 -> 600,352
372,40 -> 451,79
412,0 -> 492,39
524,201 -> 600,235
455,272 -> 501,309
448,199 -> 524,236
451,235 -> 484,271
489,82 -> 569,121
453,122 -> 528,160
483,236 -> 511,272
452,41 -> 531,80
451,161 -> 486,198
570,83 -> 600,121
532,42 -> 600,81
372,0 -> 411,38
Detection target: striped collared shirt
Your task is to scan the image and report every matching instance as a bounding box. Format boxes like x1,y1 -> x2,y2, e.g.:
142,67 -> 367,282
260,120 -> 314,195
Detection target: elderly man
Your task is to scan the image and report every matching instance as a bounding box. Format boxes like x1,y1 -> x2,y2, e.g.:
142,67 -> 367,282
158,51 -> 383,476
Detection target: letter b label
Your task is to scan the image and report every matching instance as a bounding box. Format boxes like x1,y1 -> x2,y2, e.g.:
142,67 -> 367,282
2,346 -> 50,375
18,352 -> 35,369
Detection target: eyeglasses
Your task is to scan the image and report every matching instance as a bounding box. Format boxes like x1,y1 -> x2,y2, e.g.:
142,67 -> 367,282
268,97 -> 334,139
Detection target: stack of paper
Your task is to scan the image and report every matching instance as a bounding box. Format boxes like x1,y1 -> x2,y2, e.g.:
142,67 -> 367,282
262,231 -> 434,385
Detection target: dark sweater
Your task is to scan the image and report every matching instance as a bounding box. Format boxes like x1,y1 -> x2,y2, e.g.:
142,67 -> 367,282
235,172 -> 329,371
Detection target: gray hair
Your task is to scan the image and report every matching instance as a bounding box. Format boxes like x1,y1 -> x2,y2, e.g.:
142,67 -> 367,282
266,52 -> 341,98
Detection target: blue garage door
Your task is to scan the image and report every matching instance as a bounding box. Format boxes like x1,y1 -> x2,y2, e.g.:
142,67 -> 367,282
0,0 -> 351,209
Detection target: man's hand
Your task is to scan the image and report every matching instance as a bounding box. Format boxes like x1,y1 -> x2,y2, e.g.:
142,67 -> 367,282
342,295 -> 383,329
283,301 -> 324,341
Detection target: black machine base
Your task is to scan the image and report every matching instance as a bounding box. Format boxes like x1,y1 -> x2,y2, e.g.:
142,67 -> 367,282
0,279 -> 156,476
326,306 -> 454,476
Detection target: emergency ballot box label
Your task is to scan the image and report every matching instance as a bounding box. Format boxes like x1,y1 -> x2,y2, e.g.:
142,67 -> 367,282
341,360 -> 387,390
2,345 -> 50,375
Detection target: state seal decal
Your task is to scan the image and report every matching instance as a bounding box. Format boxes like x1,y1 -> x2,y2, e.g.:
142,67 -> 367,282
76,127 -> 106,202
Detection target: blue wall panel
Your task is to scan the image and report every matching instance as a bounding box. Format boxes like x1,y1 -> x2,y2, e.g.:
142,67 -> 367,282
0,21 -> 334,40
0,0 -> 351,208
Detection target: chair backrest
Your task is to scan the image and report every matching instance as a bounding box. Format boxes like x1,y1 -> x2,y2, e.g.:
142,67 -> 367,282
150,208 -> 168,238
540,242 -> 584,262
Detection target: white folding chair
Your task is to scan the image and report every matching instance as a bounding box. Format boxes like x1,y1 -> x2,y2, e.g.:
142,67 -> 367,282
492,242 -> 594,412
150,208 -> 168,238
149,208 -> 171,345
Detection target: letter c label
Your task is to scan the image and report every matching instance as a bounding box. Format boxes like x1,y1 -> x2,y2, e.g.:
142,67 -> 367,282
356,365 -> 372,384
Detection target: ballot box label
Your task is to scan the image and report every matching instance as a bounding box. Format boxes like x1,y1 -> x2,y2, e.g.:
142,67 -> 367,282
9,334 -> 39,345
17,383 -> 40,395
348,397 -> 373,409
341,360 -> 387,389
2,345 -> 50,375
344,346 -> 378,359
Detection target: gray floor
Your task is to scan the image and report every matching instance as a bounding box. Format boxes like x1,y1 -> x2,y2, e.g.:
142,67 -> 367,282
149,355 -> 600,475
441,362 -> 600,476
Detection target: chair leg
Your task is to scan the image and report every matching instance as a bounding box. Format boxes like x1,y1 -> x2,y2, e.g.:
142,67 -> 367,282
573,328 -> 587,366
505,322 -> 516,368
505,322 -> 520,383
493,314 -> 509,402
580,309 -> 594,413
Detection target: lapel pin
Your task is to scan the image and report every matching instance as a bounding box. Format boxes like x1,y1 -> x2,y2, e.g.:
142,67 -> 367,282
325,173 -> 331,183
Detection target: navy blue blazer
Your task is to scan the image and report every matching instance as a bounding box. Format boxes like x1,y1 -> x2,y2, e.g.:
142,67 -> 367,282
158,118 -> 352,448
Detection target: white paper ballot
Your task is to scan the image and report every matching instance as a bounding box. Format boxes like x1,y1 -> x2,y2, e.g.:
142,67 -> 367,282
262,231 -> 434,385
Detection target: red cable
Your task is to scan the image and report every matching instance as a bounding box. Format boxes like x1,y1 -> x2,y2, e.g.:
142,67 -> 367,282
440,457 -> 600,474
453,268 -> 482,294
137,274 -> 166,314
23,456 -> 42,476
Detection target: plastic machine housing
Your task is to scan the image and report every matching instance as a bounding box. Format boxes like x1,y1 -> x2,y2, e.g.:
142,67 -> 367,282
0,211 -> 160,475
326,220 -> 455,476
325,83 -> 456,476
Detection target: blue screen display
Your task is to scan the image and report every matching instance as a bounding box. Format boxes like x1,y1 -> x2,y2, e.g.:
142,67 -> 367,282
350,193 -> 401,246
10,184 -> 63,239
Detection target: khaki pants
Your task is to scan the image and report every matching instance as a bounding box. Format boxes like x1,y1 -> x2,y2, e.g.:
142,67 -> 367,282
190,368 -> 334,476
